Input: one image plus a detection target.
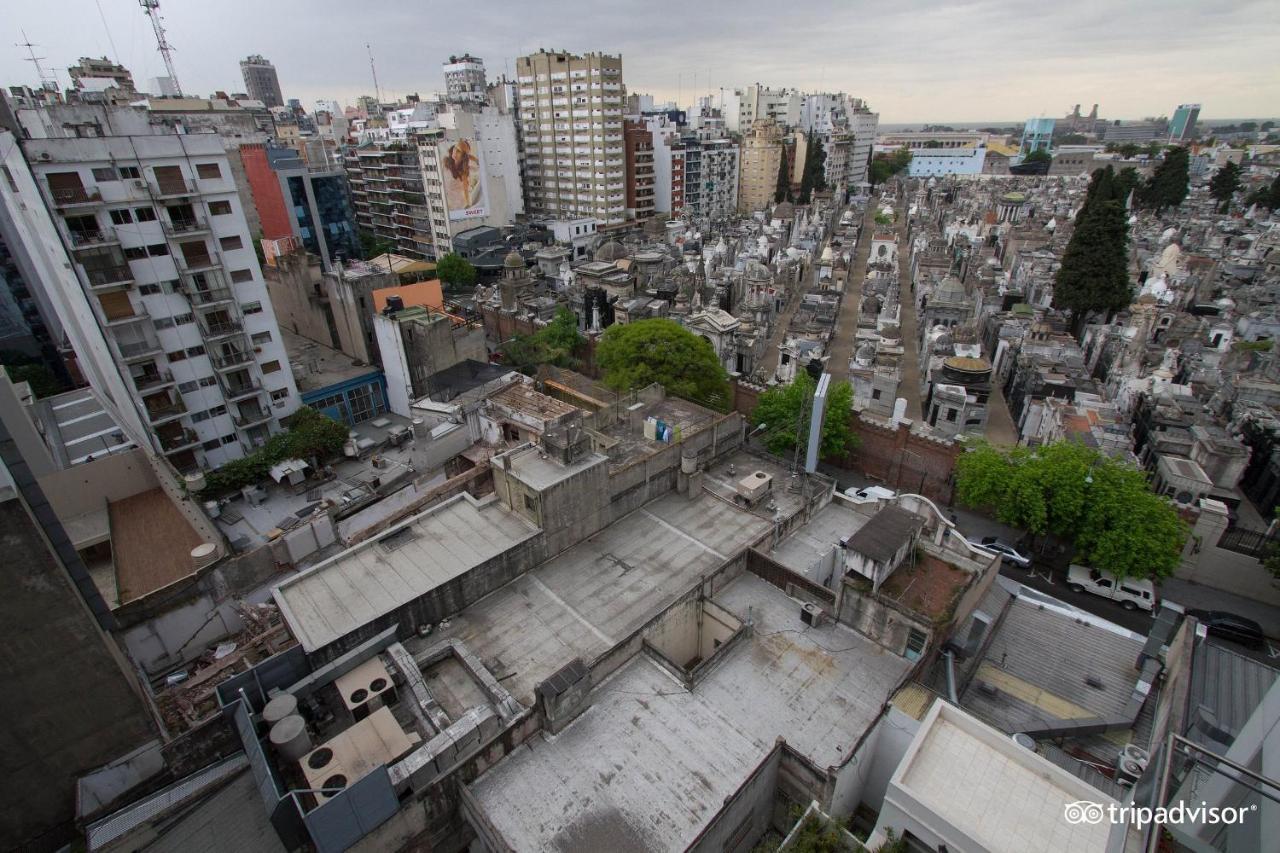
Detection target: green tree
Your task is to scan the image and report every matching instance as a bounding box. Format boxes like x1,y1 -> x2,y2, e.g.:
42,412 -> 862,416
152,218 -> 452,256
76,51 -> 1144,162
869,147 -> 911,187
203,406 -> 348,495
954,441 -> 1189,579
1053,167 -> 1132,336
774,146 -> 793,203
1209,161 -> 1243,213
1118,143 -> 1140,159
1247,174 -> 1280,210
435,253 -> 477,289
798,132 -> 827,204
358,230 -> 393,261
499,307 -> 585,374
596,318 -> 730,410
750,371 -> 857,460
1022,148 -> 1052,165
1137,146 -> 1190,212
1114,166 -> 1141,201
1,360 -> 63,398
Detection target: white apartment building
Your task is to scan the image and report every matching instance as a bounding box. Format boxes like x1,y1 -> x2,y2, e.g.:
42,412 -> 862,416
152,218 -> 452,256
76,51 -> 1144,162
417,106 -> 523,258
16,109 -> 300,473
516,51 -> 627,228
848,107 -> 879,187
442,54 -> 487,104
738,85 -> 803,131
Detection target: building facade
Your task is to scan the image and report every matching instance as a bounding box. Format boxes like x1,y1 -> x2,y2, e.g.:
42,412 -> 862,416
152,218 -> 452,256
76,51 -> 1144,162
738,120 -> 783,213
516,50 -> 627,228
239,54 -> 284,109
1169,103 -> 1201,141
623,120 -> 656,222
1019,117 -> 1055,157
907,146 -> 987,177
18,119 -> 301,472
443,54 -> 487,104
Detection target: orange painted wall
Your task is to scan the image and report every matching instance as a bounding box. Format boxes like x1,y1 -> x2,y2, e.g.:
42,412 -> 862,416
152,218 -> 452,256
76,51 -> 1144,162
240,143 -> 293,240
371,279 -> 444,313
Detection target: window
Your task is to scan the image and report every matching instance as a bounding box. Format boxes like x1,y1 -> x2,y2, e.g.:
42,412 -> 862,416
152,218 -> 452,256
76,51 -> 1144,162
202,439 -> 221,451
219,235 -> 243,251
524,494 -> 537,512
200,376 -> 218,388
173,313 -> 194,326
230,269 -> 253,283
250,331 -> 272,345
196,163 -> 222,180
147,243 -> 169,257
138,283 -> 161,295
1,165 -> 15,192
167,349 -> 187,362
190,409 -> 210,423
92,167 -> 117,182
241,300 -> 263,315
270,388 -> 290,402
261,360 -> 281,374
221,434 -> 237,445
208,405 -> 226,417
904,628 -> 928,662
118,166 -> 140,180
871,389 -> 882,400
178,380 -> 198,393
153,317 -> 175,330
109,209 -> 133,225
123,246 -> 147,260
945,408 -> 957,422
186,345 -> 205,357
208,200 -> 232,216
134,207 -> 157,222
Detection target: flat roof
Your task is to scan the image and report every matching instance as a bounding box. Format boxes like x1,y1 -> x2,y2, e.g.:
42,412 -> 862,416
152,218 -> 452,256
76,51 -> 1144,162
273,495 -> 539,652
892,702 -> 1122,853
111,488 -> 206,604
504,444 -> 607,491
35,388 -> 135,466
282,330 -> 379,393
844,505 -> 924,562
769,501 -> 868,584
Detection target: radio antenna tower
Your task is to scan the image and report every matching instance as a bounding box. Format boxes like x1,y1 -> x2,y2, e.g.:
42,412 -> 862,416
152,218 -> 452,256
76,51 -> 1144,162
15,30 -> 57,91
367,43 -> 382,105
140,0 -> 182,96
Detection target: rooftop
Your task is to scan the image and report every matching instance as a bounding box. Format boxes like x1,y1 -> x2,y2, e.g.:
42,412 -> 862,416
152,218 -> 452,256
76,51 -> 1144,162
843,505 -> 924,562
273,494 -> 540,652
282,330 -> 378,393
33,387 -> 136,467
111,488 -> 207,604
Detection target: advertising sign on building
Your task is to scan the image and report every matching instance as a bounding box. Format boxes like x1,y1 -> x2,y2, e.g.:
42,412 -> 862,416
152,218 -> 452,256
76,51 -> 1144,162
440,137 -> 488,221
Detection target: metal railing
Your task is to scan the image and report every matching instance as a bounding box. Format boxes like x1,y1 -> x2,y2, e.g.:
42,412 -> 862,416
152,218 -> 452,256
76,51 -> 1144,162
159,428 -> 200,452
220,377 -> 262,399
200,318 -> 243,338
162,216 -> 209,236
50,187 -> 102,206
68,229 -> 116,247
149,179 -> 195,197
233,408 -> 271,428
185,285 -> 234,306
210,349 -> 252,370
85,266 -> 133,287
118,339 -> 162,360
132,370 -> 173,391
146,398 -> 186,422
176,253 -> 221,273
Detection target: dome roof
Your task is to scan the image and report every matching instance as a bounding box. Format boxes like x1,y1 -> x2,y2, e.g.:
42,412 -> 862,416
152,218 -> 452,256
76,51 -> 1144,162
595,240 -> 627,262
503,250 -> 526,269
773,201 -> 795,220
744,259 -> 771,281
933,275 -> 968,305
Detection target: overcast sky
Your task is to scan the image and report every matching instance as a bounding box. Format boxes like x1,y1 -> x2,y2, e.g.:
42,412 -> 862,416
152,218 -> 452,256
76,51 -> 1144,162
6,0 -> 1279,123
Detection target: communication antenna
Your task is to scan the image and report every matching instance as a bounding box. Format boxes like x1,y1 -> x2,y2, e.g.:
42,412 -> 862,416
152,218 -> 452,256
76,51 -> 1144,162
367,43 -> 382,105
140,0 -> 182,96
15,30 -> 57,91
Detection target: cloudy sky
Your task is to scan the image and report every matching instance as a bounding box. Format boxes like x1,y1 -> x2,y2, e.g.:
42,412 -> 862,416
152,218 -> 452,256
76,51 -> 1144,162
6,0 -> 1279,123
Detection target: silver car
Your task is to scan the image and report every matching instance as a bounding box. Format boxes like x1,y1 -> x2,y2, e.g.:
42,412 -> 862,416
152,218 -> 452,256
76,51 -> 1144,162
976,536 -> 1032,568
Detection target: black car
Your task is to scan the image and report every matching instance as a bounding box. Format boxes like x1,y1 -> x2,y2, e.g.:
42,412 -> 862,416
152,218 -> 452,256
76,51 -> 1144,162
1187,609 -> 1267,650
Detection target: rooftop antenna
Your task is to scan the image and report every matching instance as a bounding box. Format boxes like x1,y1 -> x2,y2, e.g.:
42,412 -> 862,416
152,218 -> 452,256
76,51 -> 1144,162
15,30 -> 57,91
140,0 -> 182,96
367,43 -> 382,105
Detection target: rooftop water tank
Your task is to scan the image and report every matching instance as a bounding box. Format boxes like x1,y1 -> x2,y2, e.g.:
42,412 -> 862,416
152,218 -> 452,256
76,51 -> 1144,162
269,714 -> 312,762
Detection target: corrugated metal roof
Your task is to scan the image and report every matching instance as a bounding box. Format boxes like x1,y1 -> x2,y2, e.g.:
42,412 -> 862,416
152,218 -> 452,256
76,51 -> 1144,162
1188,640 -> 1278,743
86,753 -> 248,850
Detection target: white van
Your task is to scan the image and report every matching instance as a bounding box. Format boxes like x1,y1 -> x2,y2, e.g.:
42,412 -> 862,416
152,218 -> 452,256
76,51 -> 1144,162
1066,565 -> 1156,612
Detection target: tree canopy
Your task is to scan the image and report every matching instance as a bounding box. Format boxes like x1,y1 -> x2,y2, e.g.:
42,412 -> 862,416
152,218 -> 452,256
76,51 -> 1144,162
750,371 -> 857,461
774,145 -> 793,204
1137,146 -> 1190,212
954,440 -> 1189,579
203,407 -> 349,495
1052,167 -> 1132,335
1247,174 -> 1280,211
596,318 -> 731,410
798,132 -> 827,204
869,146 -> 912,186
436,253 -> 477,289
0,356 -> 63,398
500,307 -> 585,374
1209,161 -> 1242,213
1022,148 -> 1052,165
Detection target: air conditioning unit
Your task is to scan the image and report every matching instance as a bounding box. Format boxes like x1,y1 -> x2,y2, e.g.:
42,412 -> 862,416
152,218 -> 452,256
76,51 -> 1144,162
132,179 -> 146,190
800,602 -> 824,627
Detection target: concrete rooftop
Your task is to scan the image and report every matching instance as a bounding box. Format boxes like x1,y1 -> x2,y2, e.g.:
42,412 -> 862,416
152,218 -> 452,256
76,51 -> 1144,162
273,494 -> 539,653
769,500 -> 868,585
282,329 -> 379,393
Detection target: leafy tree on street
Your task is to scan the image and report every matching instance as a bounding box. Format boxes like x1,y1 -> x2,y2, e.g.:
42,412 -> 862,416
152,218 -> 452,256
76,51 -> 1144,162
954,440 -> 1189,579
436,253 -> 477,289
750,371 -> 857,460
1137,146 -> 1190,212
1053,167 -> 1132,335
596,318 -> 731,410
1209,161 -> 1243,213
499,307 -> 586,374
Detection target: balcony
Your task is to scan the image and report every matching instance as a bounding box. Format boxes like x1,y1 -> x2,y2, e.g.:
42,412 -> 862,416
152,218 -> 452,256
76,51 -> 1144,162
148,179 -> 195,199
175,254 -> 222,275
68,228 -> 119,248
200,317 -> 243,339
233,407 -> 273,429
162,216 -> 210,237
210,348 -> 253,371
103,305 -> 149,327
220,377 -> 262,401
132,369 -> 174,392
185,284 -> 234,306
84,265 -> 134,290
50,187 -> 103,207
145,397 -> 187,424
118,339 -> 163,362
159,428 -> 201,453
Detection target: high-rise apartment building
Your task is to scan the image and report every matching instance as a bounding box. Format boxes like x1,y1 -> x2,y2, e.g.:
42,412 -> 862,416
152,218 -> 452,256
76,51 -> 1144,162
623,120 -> 655,222
1169,103 -> 1201,141
345,104 -> 521,259
67,56 -> 137,95
1019,117 -> 1056,157
515,50 -> 627,228
443,54 -> 488,104
738,120 -> 784,213
10,110 -> 300,473
240,54 -> 284,108
848,106 -> 879,187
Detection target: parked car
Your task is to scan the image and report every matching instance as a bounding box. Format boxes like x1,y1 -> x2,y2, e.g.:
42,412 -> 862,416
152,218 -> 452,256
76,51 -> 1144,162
974,536 -> 1032,568
843,485 -> 896,504
1187,609 -> 1266,650
1066,565 -> 1156,612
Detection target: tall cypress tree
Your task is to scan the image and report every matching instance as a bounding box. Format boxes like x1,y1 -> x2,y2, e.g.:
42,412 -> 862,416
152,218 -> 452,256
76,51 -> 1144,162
774,145 -> 792,203
1053,167 -> 1132,337
1209,161 -> 1242,213
798,132 -> 827,204
1137,146 -> 1190,213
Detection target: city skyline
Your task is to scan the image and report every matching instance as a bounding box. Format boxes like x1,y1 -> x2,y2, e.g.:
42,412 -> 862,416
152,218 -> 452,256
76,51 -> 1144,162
6,0 -> 1279,122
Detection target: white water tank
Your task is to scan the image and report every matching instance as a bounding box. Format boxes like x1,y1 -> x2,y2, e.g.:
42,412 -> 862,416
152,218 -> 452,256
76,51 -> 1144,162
269,714 -> 312,762
263,693 -> 299,726
184,472 -> 206,492
681,450 -> 698,474
191,542 -> 219,570
411,417 -> 426,438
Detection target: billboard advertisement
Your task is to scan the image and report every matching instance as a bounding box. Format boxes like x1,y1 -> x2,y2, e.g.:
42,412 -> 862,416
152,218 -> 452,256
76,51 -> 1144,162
440,137 -> 488,221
